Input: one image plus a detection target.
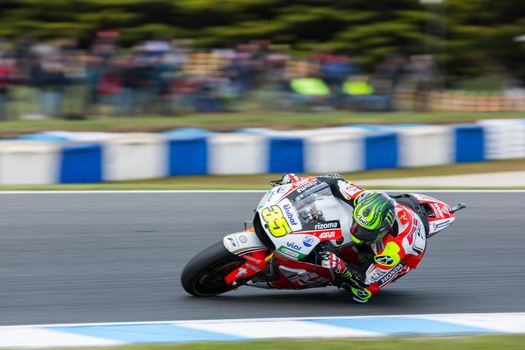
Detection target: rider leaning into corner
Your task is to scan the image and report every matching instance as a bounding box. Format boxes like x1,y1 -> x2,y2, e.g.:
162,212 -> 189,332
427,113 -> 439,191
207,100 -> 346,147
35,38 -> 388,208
279,173 -> 427,304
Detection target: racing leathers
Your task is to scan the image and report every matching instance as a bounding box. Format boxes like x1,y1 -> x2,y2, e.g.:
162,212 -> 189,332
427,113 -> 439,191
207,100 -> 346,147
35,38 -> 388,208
280,173 -> 427,303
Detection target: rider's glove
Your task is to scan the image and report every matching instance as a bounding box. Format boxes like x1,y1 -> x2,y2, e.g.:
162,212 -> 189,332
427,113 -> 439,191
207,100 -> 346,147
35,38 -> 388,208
321,252 -> 367,289
320,251 -> 347,274
340,268 -> 367,289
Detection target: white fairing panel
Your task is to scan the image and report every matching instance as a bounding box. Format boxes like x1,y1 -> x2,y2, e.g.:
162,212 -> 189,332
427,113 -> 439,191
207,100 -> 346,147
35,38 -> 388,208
257,182 -> 355,260
223,232 -> 266,255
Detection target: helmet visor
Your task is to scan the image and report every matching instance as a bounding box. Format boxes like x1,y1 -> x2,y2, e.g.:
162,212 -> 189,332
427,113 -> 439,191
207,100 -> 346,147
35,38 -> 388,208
350,222 -> 389,244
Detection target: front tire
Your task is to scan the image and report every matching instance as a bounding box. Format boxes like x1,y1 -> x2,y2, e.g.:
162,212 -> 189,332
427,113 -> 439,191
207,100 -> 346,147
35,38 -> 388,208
181,241 -> 244,296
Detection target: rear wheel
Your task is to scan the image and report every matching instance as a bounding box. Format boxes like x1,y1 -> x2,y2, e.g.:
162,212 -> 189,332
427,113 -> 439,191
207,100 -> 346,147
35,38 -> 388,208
181,241 -> 244,296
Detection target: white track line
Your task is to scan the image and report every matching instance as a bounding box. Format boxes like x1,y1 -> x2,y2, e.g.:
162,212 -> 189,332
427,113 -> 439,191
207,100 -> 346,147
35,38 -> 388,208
3,312 -> 525,328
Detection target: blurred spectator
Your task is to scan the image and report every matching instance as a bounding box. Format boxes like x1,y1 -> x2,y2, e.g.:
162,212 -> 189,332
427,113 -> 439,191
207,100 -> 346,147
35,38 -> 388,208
0,57 -> 15,120
30,56 -> 68,118
314,53 -> 355,107
0,36 -> 464,119
403,55 -> 438,111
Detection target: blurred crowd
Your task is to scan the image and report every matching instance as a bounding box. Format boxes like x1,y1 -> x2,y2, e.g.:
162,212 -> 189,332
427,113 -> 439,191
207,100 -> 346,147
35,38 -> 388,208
0,32 -> 441,120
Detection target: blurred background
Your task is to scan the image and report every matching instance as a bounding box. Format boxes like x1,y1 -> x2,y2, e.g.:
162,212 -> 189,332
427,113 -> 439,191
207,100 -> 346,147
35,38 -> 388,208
1,0 -> 525,120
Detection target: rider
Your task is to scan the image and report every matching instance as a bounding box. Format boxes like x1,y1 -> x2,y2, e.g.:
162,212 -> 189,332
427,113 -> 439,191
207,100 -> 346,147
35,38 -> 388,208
279,173 -> 427,303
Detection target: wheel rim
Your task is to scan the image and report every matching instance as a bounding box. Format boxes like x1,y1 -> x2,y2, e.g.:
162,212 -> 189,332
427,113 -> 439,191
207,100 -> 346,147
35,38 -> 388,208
193,260 -> 244,296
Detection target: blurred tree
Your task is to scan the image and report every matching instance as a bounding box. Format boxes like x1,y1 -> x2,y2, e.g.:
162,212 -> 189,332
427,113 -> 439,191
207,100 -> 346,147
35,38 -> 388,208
0,0 -> 524,78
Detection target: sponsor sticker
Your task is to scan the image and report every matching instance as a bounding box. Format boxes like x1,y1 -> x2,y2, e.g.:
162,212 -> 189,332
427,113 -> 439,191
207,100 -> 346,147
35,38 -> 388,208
295,180 -> 319,194
319,231 -> 337,239
227,236 -> 238,247
399,210 -> 409,225
277,246 -> 300,258
235,267 -> 248,278
375,255 -> 394,266
303,236 -> 315,247
377,263 -> 408,287
286,241 -> 302,251
314,220 -> 340,230
356,215 -> 369,226
340,183 -> 362,199
305,228 -> 343,240
280,198 -> 303,231
239,235 -> 248,243
434,220 -> 451,229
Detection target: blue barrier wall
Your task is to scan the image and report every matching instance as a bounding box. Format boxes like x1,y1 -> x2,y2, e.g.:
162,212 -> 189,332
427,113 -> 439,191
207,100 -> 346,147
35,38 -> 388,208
364,133 -> 398,170
60,144 -> 103,183
269,137 -> 304,173
168,137 -> 208,175
9,122 -> 523,185
454,125 -> 485,163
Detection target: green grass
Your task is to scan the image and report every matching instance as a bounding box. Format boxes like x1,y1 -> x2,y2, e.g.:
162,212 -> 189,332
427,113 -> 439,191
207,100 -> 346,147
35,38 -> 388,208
1,111 -> 524,137
63,334 -> 525,350
0,159 -> 523,191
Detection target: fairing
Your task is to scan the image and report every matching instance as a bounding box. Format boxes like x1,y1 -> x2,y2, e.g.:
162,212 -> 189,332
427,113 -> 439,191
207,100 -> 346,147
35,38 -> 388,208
256,179 -> 355,260
410,193 -> 457,235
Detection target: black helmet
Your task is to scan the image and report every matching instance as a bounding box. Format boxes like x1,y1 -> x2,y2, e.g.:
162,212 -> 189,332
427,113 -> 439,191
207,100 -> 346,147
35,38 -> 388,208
350,191 -> 396,245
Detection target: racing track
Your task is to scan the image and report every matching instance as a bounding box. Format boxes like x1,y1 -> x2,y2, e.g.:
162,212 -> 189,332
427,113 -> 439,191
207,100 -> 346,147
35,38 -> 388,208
0,191 -> 523,326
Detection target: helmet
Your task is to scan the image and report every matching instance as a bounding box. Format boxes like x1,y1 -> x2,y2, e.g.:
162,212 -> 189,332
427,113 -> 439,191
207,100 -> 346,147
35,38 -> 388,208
351,192 -> 396,245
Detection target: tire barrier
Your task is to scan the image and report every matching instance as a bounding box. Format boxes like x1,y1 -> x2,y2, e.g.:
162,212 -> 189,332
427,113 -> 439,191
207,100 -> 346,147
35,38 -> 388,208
4,119 -> 523,184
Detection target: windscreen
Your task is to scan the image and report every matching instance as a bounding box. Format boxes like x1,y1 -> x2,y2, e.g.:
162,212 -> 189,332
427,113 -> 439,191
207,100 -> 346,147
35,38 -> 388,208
291,182 -> 334,226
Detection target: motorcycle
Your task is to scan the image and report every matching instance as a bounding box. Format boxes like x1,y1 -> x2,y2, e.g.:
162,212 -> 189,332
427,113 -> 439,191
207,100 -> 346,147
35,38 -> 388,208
181,177 -> 466,297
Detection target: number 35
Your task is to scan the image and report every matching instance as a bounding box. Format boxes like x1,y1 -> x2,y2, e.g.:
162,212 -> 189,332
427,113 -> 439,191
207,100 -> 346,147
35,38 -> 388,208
261,205 -> 291,237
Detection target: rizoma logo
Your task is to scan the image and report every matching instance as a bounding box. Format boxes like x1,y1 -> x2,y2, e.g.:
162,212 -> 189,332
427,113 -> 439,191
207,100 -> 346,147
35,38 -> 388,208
283,204 -> 299,226
315,221 -> 339,230
286,242 -> 302,251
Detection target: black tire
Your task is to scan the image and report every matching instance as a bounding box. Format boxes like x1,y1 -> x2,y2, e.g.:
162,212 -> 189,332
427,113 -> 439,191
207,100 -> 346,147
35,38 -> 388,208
181,241 -> 245,297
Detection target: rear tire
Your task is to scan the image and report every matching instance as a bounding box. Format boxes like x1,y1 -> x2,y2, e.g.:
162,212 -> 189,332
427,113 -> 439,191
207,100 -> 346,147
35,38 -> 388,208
181,241 -> 244,296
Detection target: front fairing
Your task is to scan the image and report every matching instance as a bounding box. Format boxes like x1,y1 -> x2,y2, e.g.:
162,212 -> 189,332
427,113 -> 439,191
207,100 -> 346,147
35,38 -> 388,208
256,180 -> 355,260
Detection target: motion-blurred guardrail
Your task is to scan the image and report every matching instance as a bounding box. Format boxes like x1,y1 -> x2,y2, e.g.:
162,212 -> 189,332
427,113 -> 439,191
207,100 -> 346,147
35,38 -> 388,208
1,119 -> 523,185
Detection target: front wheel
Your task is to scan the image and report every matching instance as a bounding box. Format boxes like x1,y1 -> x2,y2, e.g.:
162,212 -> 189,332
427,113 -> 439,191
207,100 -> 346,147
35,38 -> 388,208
181,241 -> 244,296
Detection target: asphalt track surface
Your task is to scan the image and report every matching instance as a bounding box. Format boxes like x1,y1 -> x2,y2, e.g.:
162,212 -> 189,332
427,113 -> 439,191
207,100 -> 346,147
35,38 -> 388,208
0,191 -> 524,326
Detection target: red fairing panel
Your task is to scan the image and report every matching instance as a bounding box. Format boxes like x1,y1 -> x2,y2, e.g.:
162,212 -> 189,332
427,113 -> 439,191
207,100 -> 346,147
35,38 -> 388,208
224,249 -> 268,285
269,256 -> 333,289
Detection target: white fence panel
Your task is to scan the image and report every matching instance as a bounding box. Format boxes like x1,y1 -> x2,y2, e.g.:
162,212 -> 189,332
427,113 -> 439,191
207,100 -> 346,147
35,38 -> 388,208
0,142 -> 59,184
304,133 -> 365,173
397,126 -> 454,167
478,119 -> 525,159
103,134 -> 168,181
208,134 -> 267,175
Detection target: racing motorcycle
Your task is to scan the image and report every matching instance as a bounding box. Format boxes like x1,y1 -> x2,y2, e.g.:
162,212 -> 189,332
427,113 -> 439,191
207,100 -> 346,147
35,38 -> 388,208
181,178 -> 466,297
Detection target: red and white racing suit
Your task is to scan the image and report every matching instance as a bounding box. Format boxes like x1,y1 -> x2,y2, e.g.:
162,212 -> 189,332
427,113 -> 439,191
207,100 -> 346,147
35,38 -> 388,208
282,173 -> 427,302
